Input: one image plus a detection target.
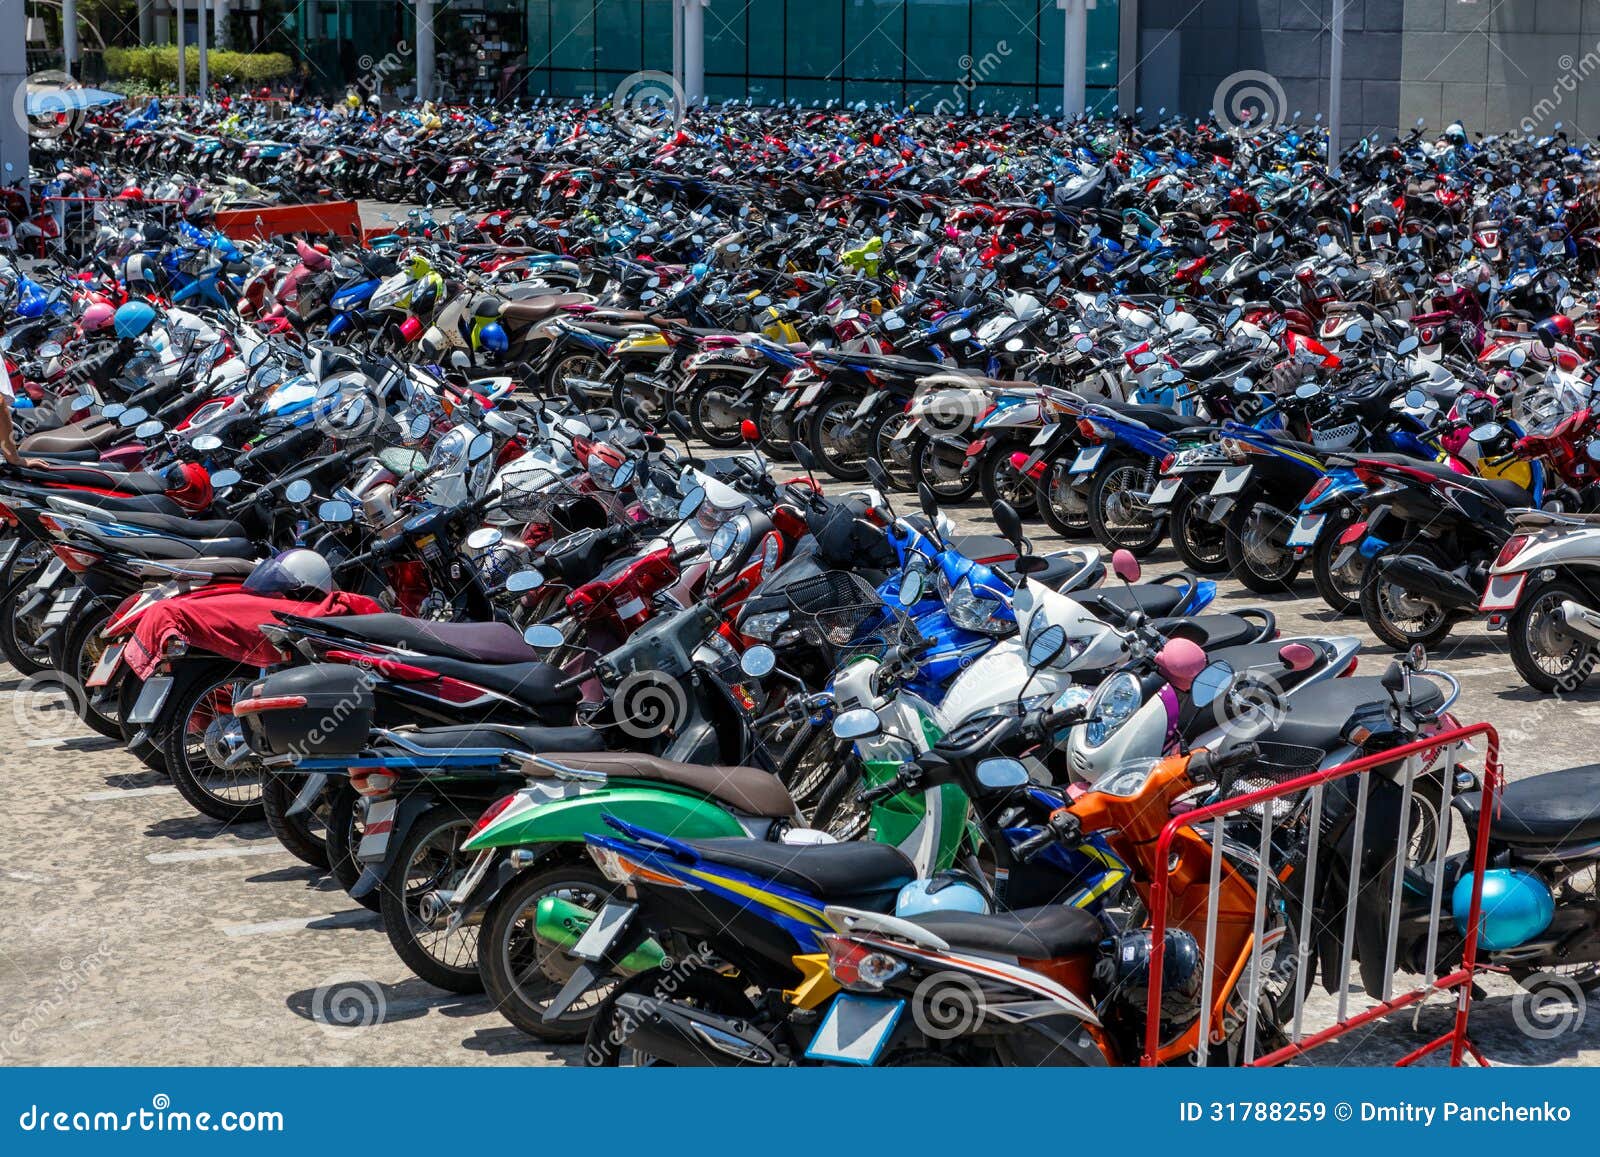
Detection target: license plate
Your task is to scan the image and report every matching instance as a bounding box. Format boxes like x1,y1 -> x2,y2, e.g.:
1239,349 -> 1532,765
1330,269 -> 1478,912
1287,512 -> 1327,547
772,392 -> 794,413
805,993 -> 905,1065
572,901 -> 637,961
1211,464 -> 1252,495
1147,476 -> 1182,507
1030,423 -> 1054,447
798,383 -> 824,407
126,676 -> 174,724
1069,445 -> 1105,475
852,391 -> 883,420
85,643 -> 124,689
1479,572 -> 1527,612
42,588 -> 83,628
357,798 -> 398,863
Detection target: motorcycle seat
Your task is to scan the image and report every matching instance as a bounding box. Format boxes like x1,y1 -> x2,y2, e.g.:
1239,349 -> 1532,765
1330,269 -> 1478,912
1156,612 -> 1266,651
948,533 -> 1017,563
1260,676 -> 1443,751
994,551 -> 1083,591
1455,764 -> 1600,846
913,904 -> 1103,959
1176,639 -> 1339,739
499,293 -> 593,325
1380,455 -> 1532,507
549,753 -> 798,819
2,483 -> 183,516
131,555 -> 258,579
80,529 -> 254,560
681,836 -> 913,898
16,464 -> 170,494
568,321 -> 648,340
92,509 -> 246,539
21,423 -> 123,453
1105,403 -> 1209,434
392,723 -> 606,754
413,656 -> 582,713
1078,582 -> 1187,620
301,613 -> 546,664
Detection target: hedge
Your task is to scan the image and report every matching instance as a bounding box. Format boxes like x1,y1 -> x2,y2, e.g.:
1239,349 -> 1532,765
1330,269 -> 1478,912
104,47 -> 294,85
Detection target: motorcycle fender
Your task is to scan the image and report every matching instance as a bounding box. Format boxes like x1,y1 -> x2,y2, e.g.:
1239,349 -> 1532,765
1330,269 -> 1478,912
356,792 -> 437,878
285,772 -> 330,817
987,1004 -> 1111,1067
459,784 -> 747,853
125,676 -> 175,725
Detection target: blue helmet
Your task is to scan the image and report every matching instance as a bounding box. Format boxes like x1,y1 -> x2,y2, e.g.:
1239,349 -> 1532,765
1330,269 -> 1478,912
477,321 -> 508,353
895,874 -> 988,918
113,300 -> 158,339
1455,868 -> 1554,951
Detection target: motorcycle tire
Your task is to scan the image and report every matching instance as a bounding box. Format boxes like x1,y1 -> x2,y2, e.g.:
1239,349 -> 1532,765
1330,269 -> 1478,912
804,391 -> 871,483
0,560 -> 52,675
1507,579 -> 1599,694
324,781 -> 380,911
1168,484 -> 1230,574
1223,490 -> 1304,594
160,661 -> 264,824
261,774 -> 331,870
687,373 -> 750,448
1035,461 -> 1093,537
1358,544 -> 1460,652
1088,456 -> 1166,557
1310,512 -> 1365,616
55,602 -> 120,740
908,430 -> 979,504
377,806 -> 484,993
978,434 -> 1039,516
583,966 -> 758,1067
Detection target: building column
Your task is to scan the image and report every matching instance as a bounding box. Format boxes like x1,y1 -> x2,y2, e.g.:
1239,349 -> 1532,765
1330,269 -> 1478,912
215,0 -> 229,48
0,0 -> 28,196
61,0 -> 77,77
1058,0 -> 1086,117
415,0 -> 434,101
139,0 -> 154,43
197,0 -> 208,102
681,0 -> 703,105
176,0 -> 186,98
1328,0 -> 1347,172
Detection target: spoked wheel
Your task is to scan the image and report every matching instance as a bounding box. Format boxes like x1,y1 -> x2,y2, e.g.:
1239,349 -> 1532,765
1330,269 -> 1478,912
1035,462 -> 1092,537
872,409 -> 917,491
56,602 -> 120,739
1223,493 -> 1304,593
805,393 -> 871,482
549,352 -> 607,403
610,368 -> 671,426
479,862 -> 624,1042
378,809 -> 483,992
909,431 -> 979,503
978,436 -> 1038,514
1311,514 -> 1366,616
755,391 -> 797,458
778,726 -> 838,810
1088,457 -> 1165,556
324,781 -> 380,911
1168,485 -> 1229,573
688,374 -> 750,448
161,664 -> 263,823
1359,545 -> 1458,651
1508,580 -> 1599,693
0,557 -> 54,675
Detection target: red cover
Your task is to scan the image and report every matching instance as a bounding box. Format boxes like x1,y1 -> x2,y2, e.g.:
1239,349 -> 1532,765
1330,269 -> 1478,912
125,589 -> 384,680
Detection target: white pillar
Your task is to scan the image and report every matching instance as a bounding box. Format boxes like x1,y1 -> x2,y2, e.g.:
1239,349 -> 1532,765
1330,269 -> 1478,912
681,0 -> 703,105
61,0 -> 77,78
671,0 -> 682,100
415,0 -> 434,101
176,0 -> 186,98
197,0 -> 208,104
139,0 -> 154,44
1058,0 -> 1087,117
215,0 -> 229,48
1328,0 -> 1346,174
0,0 -> 28,195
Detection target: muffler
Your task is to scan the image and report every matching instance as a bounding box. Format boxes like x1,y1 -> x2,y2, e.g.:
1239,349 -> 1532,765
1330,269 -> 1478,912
1373,554 -> 1479,610
606,993 -> 790,1066
1559,600 -> 1600,642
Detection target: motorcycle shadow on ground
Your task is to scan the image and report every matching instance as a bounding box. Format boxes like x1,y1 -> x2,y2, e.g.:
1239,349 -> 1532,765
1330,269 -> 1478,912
284,978 -> 490,1030
142,815 -> 274,842
459,1023 -> 580,1060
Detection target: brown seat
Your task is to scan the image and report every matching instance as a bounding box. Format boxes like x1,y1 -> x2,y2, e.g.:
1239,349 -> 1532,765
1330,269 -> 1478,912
526,751 -> 797,819
23,422 -> 123,453
499,293 -> 594,326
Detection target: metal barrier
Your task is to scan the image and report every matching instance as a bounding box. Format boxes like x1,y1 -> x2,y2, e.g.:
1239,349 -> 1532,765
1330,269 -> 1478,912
1143,722 -> 1501,1067
41,196 -> 180,260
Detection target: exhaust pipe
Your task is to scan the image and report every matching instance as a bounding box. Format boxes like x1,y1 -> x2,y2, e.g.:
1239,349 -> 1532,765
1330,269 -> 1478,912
1559,600 -> 1600,642
605,993 -> 790,1066
1373,554 -> 1479,610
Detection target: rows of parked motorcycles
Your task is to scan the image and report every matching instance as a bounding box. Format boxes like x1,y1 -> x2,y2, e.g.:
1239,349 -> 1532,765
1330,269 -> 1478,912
3,97 -> 1599,1065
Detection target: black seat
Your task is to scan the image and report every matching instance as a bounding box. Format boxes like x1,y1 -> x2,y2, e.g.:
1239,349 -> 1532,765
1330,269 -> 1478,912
1175,639 -> 1336,739
81,529 -> 255,560
1156,613 -> 1265,651
948,533 -> 1015,563
1465,475 -> 1533,508
1455,764 -> 1600,847
15,465 -> 170,494
548,753 -> 797,819
913,905 -> 1103,959
3,484 -> 183,516
304,613 -> 544,664
1108,403 -> 1210,435
407,655 -> 581,712
72,507 -> 245,539
391,723 -> 606,754
1078,582 -> 1187,620
994,552 -> 1082,591
1263,676 -> 1443,751
683,837 -> 915,901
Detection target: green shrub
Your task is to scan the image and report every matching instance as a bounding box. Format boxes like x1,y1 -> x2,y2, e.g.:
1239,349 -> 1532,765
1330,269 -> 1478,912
103,46 -> 293,86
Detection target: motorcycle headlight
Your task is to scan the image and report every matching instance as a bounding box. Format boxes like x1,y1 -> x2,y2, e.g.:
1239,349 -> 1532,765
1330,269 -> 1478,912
587,457 -> 617,489
709,515 -> 751,563
641,484 -> 678,519
943,576 -> 1011,636
1085,671 -> 1142,747
759,531 -> 781,576
742,609 -> 790,641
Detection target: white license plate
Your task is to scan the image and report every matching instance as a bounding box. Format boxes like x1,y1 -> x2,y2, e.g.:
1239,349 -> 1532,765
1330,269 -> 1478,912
771,392 -> 794,413
357,798 -> 398,863
893,418 -> 919,442
1286,512 -> 1327,547
572,901 -> 637,961
798,383 -> 824,407
1211,464 -> 1252,495
805,993 -> 905,1065
85,643 -> 124,689
852,391 -> 883,420
1147,476 -> 1182,507
1069,445 -> 1105,475
1479,572 -> 1527,612
1030,422 -> 1054,447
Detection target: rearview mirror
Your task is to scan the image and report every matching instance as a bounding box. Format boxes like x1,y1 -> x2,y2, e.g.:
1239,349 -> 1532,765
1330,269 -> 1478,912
522,624 -> 565,648
832,708 -> 882,740
317,499 -> 355,524
284,479 -> 313,503
975,758 -> 1029,790
1026,623 -> 1067,668
739,645 -> 777,678
505,569 -> 545,593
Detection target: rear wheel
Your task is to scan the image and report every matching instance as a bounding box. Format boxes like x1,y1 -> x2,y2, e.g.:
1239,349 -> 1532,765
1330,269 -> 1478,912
977,435 -> 1038,515
872,408 -> 917,491
1223,491 -> 1304,593
378,808 -> 483,992
324,781 -> 380,911
687,373 -> 750,448
805,392 -> 871,482
56,602 -> 120,739
0,557 -> 53,675
1311,513 -> 1366,616
261,774 -> 331,869
1168,484 -> 1229,574
1035,461 -> 1092,537
1359,544 -> 1459,651
160,662 -> 263,823
1088,457 -> 1165,556
1508,580 -> 1599,693
909,430 -> 979,503
755,390 -> 796,458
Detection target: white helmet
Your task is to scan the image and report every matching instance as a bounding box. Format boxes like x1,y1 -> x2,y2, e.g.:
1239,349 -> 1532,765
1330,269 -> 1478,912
242,549 -> 335,599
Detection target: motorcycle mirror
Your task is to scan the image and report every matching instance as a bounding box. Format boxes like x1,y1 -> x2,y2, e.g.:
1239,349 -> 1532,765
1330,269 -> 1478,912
118,407 -> 149,428
677,485 -> 706,519
792,441 -> 816,472
209,468 -> 241,489
407,413 -> 431,442
466,527 -> 504,551
1469,422 -> 1503,442
666,410 -> 694,440
522,623 -> 565,648
1381,660 -> 1406,695
1161,369 -> 1185,384
1586,438 -> 1600,462
739,645 -> 777,678
37,341 -> 62,358
1133,350 -> 1158,366
1005,337 -> 1026,352
975,757 -> 1029,790
506,569 -> 545,594
1508,347 -> 1528,369
69,395 -> 95,414
466,432 -> 493,463
1111,548 -> 1141,584
832,707 -> 883,740
1161,298 -> 1177,316
949,328 -> 971,343
317,499 -> 355,524
135,420 -> 165,440
917,482 -> 940,525
247,343 -> 271,368
1190,660 -> 1234,708
1396,334 -> 1420,355
1074,336 -> 1093,354
1345,322 -> 1365,343
991,499 -> 1024,549
1404,389 -> 1429,409
191,434 -> 223,453
1278,642 -> 1317,672
898,566 -> 926,606
612,459 -> 637,490
1407,643 -> 1428,670
284,478 -> 313,504
1025,623 -> 1068,669
1294,383 -> 1321,401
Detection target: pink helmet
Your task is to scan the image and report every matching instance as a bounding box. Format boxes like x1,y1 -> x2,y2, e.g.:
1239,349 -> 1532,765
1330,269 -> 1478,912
81,301 -> 116,333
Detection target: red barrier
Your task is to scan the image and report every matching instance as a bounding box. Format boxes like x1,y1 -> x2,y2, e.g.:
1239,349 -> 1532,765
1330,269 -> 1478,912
212,201 -> 364,242
1143,722 -> 1501,1067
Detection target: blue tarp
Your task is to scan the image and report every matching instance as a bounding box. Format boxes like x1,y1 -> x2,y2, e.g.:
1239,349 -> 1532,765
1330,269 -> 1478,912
25,86 -> 123,115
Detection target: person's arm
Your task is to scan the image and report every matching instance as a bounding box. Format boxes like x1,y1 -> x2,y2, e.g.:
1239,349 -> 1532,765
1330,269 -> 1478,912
0,397 -> 45,469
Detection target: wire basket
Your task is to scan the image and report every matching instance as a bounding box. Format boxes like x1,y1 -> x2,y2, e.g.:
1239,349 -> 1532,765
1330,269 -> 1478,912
1227,742 -> 1325,824
782,570 -> 924,668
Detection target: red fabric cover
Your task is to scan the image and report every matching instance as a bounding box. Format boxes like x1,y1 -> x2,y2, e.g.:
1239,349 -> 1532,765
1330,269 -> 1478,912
125,589 -> 384,679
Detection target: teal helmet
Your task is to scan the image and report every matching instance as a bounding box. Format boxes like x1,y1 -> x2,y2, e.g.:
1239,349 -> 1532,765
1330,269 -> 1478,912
113,300 -> 158,339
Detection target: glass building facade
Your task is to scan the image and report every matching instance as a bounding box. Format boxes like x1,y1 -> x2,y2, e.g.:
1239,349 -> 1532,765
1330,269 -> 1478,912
524,0 -> 1121,114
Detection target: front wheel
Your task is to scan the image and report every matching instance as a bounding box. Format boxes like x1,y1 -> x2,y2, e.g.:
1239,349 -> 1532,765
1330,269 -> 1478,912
1168,484 -> 1230,574
1358,545 -> 1459,651
872,408 -> 917,491
1088,456 -> 1165,556
1508,579 -> 1600,693
1223,492 -> 1304,593
1311,513 -> 1366,616
377,807 -> 483,992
